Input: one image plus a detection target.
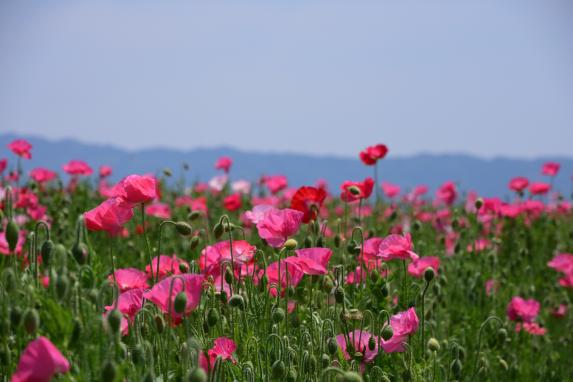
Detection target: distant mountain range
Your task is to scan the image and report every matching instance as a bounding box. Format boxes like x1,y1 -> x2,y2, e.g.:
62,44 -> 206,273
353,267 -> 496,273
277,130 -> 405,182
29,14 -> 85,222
1,133 -> 571,198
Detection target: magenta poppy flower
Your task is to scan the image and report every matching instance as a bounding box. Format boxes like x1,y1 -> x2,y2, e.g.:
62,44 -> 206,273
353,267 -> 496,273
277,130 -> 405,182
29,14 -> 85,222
290,186 -> 327,223
256,208 -> 304,248
104,288 -> 144,335
336,330 -> 379,363
507,296 -> 540,322
264,175 -> 288,194
509,177 -> 529,193
11,336 -> 70,382
29,168 -> 57,184
359,144 -> 388,166
99,165 -> 112,178
284,247 -> 332,275
215,156 -> 233,173
175,196 -> 208,213
84,197 -> 134,235
0,158 -> 7,173
199,240 -> 256,277
8,139 -> 32,159
529,182 -> 550,195
551,304 -> 567,318
360,237 -> 384,268
542,162 -> 560,177
485,279 -> 498,296
108,268 -> 149,292
244,205 -> 276,225
262,260 -> 304,296
381,307 -> 419,353
547,253 -> 573,274
340,178 -> 375,202
146,255 -> 189,280
223,193 -> 242,212
114,174 -> 157,204
515,322 -> 546,336
378,233 -> 419,262
207,337 -> 237,366
407,256 -> 439,278
436,181 -> 457,205
143,274 -> 204,325
381,182 -> 400,199
62,160 -> 93,176
145,202 -> 171,219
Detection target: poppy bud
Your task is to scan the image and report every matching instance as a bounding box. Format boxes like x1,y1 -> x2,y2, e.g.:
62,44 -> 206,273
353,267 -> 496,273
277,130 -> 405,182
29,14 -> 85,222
218,291 -> 228,304
155,314 -> 165,333
271,360 -> 286,379
101,360 -> 117,381
287,368 -> 297,382
380,282 -> 389,298
321,353 -> 330,368
188,367 -> 208,382
411,220 -> 422,232
327,337 -> 338,355
342,371 -> 363,382
107,309 -> 122,334
179,262 -> 189,273
175,222 -> 193,236
348,186 -> 361,196
334,234 -> 341,248
451,359 -> 462,379
9,306 -> 22,328
370,269 -> 380,283
174,292 -> 188,314
334,287 -> 345,304
427,338 -> 440,352
475,198 -> 484,211
304,236 -> 313,248
424,267 -> 435,282
5,220 -> 18,252
207,308 -> 219,327
23,309 -> 39,334
316,236 -> 325,247
55,275 -> 69,300
323,276 -> 334,292
190,236 -> 201,250
41,240 -> 54,266
283,239 -> 298,250
381,325 -> 393,341
497,328 -> 507,344
72,242 -> 89,265
163,168 -> 172,177
224,268 -> 234,284
272,308 -> 285,323
188,211 -> 202,221
368,336 -> 376,351
213,223 -> 224,239
499,358 -> 508,371
229,294 -> 245,310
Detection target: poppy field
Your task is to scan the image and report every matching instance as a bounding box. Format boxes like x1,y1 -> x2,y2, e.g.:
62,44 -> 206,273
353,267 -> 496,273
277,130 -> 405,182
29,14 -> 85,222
1,139 -> 572,381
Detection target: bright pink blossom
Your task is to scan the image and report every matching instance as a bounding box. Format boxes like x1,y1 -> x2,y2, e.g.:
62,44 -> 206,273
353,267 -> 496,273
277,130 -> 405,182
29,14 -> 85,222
29,168 -> 57,184
114,174 -> 157,204
108,268 -> 149,292
359,144 -> 388,166
436,181 -> 457,205
199,240 -> 256,277
378,233 -> 419,262
529,182 -> 550,195
509,177 -> 529,193
208,337 -> 237,366
11,336 -> 70,382
8,139 -> 32,159
507,296 -> 540,322
84,197 -> 134,235
284,247 -> 332,275
340,178 -> 375,202
146,255 -> 189,280
223,193 -> 242,212
380,307 -> 419,353
263,175 -> 288,194
256,208 -> 304,248
63,160 -> 93,176
146,202 -> 171,219
215,156 -> 232,173
542,162 -> 560,177
407,256 -> 439,278
336,330 -> 379,363
515,322 -> 546,336
381,182 -> 400,198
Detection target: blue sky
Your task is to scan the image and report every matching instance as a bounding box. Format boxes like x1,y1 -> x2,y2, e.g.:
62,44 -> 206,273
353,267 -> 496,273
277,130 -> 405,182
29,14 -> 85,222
1,0 -> 572,158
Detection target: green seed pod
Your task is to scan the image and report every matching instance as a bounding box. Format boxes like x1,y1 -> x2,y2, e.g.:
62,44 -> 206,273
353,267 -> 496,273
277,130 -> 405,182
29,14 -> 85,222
101,359 -> 117,381
54,244 -> 67,264
224,268 -> 234,284
334,287 -> 345,304
475,198 -> 484,211
6,220 -> 19,252
381,325 -> 393,341
428,338 -> 440,352
341,371 -> 363,382
23,309 -> 40,334
424,267 -> 435,282
107,310 -> 122,334
41,240 -> 54,266
174,292 -> 188,314
188,367 -> 208,382
9,306 -> 22,329
272,308 -> 285,323
175,222 -> 193,236
327,337 -> 339,355
207,308 -> 219,327
228,294 -> 245,310
271,359 -> 286,379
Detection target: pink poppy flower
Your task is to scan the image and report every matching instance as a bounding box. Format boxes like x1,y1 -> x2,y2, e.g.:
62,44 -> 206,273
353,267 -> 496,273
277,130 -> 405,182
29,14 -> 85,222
108,268 -> 149,292
359,144 -> 388,166
507,296 -> 540,322
284,248 -> 332,276
84,197 -> 134,235
104,288 -> 144,335
558,273 -> 573,288
547,253 -> 573,274
146,255 -> 189,280
256,208 -> 304,248
381,182 -> 400,199
175,196 -> 208,213
529,182 -> 550,195
485,279 -> 498,296
515,322 -> 546,336
290,186 -> 327,223
345,266 -> 367,285
223,193 -> 242,212
262,260 -> 304,296
264,175 -> 288,194
542,162 -> 560,177
63,160 -> 93,176
8,139 -> 32,159
114,174 -> 157,204
244,205 -> 276,225
146,202 -> 171,219
207,337 -> 237,366
466,238 -> 490,253
143,274 -> 204,325
0,158 -> 7,173
551,304 -> 567,318
509,177 -> 529,193
340,178 -> 375,203
231,180 -> 251,194
436,181 -> 457,205
11,336 -> 70,382
99,165 -> 112,178
215,156 -> 233,173
378,233 -> 419,262
29,168 -> 57,184
381,307 -> 419,353
199,240 -> 256,277
407,256 -> 439,278
336,330 -> 379,363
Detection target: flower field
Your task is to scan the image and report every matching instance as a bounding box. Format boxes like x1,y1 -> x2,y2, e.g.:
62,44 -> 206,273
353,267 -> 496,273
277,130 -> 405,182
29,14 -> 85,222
1,139 -> 572,381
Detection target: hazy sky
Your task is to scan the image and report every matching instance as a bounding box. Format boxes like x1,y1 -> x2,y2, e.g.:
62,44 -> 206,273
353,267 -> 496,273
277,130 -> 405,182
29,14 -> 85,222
1,0 -> 572,158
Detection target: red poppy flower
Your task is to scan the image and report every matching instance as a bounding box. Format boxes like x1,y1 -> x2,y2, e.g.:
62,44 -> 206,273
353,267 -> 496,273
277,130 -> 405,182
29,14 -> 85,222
99,165 -> 113,178
509,177 -> 529,192
359,144 -> 388,166
290,186 -> 327,223
223,193 -> 242,211
340,177 -> 375,202
113,174 -> 157,204
63,160 -> 93,176
215,156 -> 233,173
542,162 -> 560,177
29,168 -> 57,184
8,139 -> 32,159
529,182 -> 550,195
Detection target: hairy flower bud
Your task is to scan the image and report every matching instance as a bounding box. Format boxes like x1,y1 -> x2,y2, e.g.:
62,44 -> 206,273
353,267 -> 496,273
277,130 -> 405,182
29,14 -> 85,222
175,222 -> 193,236
174,292 -> 188,314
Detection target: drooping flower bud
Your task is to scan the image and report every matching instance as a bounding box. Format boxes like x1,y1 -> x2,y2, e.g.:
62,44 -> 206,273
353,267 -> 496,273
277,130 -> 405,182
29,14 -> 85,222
271,360 -> 286,379
427,338 -> 440,352
174,292 -> 188,314
41,240 -> 54,266
424,267 -> 435,282
23,309 -> 40,334
175,222 -> 193,236
381,325 -> 394,341
188,211 -> 202,221
229,294 -> 245,310
272,307 -> 285,323
107,309 -> 122,334
5,220 -> 19,252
